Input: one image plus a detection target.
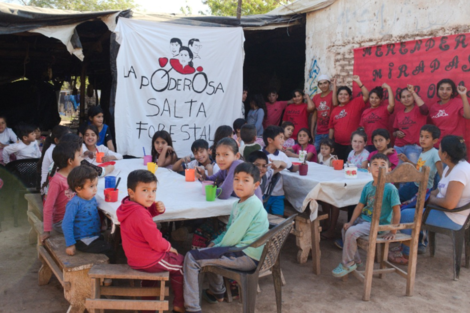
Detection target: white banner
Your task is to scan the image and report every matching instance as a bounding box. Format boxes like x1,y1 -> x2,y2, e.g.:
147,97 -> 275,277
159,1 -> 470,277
114,18 -> 244,157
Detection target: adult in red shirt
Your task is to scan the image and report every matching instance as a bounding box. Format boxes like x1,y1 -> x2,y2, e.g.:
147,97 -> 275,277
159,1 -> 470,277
309,74 -> 334,153
263,89 -> 290,128
329,76 -> 369,162
429,79 -> 470,147
393,85 -> 428,164
282,89 -> 315,140
360,83 -> 395,152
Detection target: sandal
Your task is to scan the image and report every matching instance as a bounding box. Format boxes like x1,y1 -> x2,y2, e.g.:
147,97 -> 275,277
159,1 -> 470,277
332,263 -> 357,278
388,248 -> 408,265
202,290 -> 224,304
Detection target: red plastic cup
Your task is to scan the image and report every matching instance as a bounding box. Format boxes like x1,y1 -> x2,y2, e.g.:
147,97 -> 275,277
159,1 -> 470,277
332,159 -> 344,170
104,188 -> 119,202
96,152 -> 105,163
299,163 -> 308,176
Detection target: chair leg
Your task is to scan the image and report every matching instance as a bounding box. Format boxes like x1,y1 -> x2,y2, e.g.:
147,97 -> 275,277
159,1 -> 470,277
240,275 -> 258,313
379,242 -> 389,279
224,278 -> 233,303
362,244 -> 376,301
429,231 -> 436,257
465,228 -> 470,269
272,259 -> 282,313
452,231 -> 465,281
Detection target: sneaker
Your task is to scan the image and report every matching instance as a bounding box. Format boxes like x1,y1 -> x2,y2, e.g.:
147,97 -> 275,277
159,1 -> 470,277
334,239 -> 343,249
202,290 -> 224,304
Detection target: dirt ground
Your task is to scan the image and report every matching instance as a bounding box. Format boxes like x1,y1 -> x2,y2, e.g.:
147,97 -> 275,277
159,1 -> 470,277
1,207 -> 470,313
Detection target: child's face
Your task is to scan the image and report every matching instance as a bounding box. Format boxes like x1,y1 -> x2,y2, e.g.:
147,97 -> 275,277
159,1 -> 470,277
128,181 -> 157,208
193,148 -> 209,164
84,129 -> 98,147
34,128 -> 41,139
369,92 -> 381,108
419,130 -> 437,149
233,171 -> 260,200
293,91 -> 303,104
297,131 -> 310,145
0,118 -> 6,133
284,126 -> 294,139
76,178 -> 98,200
23,131 -> 37,144
250,100 -> 257,110
154,137 -> 169,155
242,90 -> 248,102
253,158 -> 268,177
267,92 -> 278,104
216,145 -> 240,170
320,145 -> 331,157
373,135 -> 389,152
70,148 -> 83,168
90,113 -> 104,127
338,90 -> 351,104
318,80 -> 330,92
368,158 -> 390,179
351,134 -> 366,152
268,133 -> 285,151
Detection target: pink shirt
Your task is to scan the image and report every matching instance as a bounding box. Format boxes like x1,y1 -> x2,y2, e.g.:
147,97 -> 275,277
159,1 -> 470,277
312,92 -> 333,135
264,101 -> 289,128
429,98 -> 466,146
360,105 -> 391,146
43,173 -> 75,232
292,143 -> 318,162
393,104 -> 429,147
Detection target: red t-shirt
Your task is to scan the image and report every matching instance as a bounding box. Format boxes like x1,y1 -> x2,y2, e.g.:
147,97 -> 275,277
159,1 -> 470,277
264,101 -> 289,128
282,103 -> 309,140
43,173 -> 76,232
292,143 -> 318,162
393,105 -> 429,147
429,98 -> 465,146
328,97 -> 366,145
312,92 -> 333,135
360,105 -> 391,145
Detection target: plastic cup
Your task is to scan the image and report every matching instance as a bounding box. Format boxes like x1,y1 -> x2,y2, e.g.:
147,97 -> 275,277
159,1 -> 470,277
201,181 -> 213,195
147,162 -> 157,173
96,152 -> 105,163
104,188 -> 119,202
205,185 -> 222,201
143,155 -> 152,165
299,163 -> 308,176
105,176 -> 116,189
333,159 -> 344,170
185,168 -> 196,182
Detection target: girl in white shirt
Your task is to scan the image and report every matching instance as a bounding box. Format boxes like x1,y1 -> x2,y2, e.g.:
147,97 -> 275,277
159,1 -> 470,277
0,115 -> 18,163
82,125 -> 122,165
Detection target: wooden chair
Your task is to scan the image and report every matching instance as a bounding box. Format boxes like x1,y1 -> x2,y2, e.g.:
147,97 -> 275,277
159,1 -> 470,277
345,163 -> 430,301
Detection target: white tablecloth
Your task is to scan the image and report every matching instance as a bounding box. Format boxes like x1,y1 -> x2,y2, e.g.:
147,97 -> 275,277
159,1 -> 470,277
281,159 -> 373,220
96,159 -> 237,225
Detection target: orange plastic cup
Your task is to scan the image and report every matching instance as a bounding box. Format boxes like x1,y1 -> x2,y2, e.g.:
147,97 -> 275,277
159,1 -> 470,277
332,159 -> 344,170
104,188 -> 119,202
185,168 -> 196,182
96,152 -> 105,163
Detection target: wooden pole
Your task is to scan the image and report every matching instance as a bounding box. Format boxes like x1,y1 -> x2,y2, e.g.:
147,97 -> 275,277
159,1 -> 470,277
80,60 -> 87,123
237,0 -> 242,20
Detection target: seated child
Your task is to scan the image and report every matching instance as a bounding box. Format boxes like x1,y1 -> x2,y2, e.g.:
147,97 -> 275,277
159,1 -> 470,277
34,126 -> 46,151
398,124 -> 443,202
210,125 -> 233,174
183,163 -> 269,312
239,124 -> 262,160
173,139 -> 215,176
332,153 -> 400,277
82,125 -> 123,164
317,138 -> 337,167
117,170 -> 184,313
363,128 -> 399,170
281,121 -> 295,151
151,130 -> 178,169
62,166 -> 114,261
232,118 -> 246,146
286,127 -> 318,162
2,122 -> 41,163
0,115 -> 18,164
347,128 -> 369,168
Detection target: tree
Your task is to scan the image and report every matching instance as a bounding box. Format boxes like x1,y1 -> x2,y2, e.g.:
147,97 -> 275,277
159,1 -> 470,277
14,0 -> 136,11
202,0 -> 292,16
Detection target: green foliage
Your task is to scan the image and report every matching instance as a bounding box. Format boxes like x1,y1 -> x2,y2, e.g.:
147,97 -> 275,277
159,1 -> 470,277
25,0 -> 136,11
202,0 -> 292,16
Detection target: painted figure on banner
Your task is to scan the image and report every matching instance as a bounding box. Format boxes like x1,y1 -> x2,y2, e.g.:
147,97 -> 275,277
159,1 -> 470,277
170,38 -> 182,57
170,46 -> 196,75
188,38 -> 202,59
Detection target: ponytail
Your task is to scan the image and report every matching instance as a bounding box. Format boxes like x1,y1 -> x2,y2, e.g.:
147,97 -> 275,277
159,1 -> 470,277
38,125 -> 71,172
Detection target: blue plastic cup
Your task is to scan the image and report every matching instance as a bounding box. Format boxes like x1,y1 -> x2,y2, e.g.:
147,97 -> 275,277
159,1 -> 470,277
105,176 -> 116,189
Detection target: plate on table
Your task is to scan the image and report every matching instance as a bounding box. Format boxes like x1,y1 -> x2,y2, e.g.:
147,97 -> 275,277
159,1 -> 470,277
98,161 -> 116,167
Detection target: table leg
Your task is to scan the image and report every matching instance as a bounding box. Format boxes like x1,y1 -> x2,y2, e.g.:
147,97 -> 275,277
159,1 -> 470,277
295,216 -> 311,264
311,218 -> 321,275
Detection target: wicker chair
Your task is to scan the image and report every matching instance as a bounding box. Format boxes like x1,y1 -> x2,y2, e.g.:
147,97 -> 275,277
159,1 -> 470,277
199,214 -> 296,313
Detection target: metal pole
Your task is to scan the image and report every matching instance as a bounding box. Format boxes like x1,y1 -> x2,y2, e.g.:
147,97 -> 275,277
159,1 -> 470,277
237,0 -> 242,20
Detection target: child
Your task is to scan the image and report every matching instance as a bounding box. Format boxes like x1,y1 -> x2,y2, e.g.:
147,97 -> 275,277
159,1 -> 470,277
239,124 -> 262,160
283,89 -> 315,140
0,115 -> 18,164
3,122 -> 41,164
117,170 -> 184,313
332,153 -> 400,277
310,75 -> 333,152
317,138 -> 337,167
151,130 -> 178,169
281,121 -> 295,151
247,94 -> 267,136
211,125 -> 233,160
78,106 -> 115,151
363,129 -> 399,170
172,139 -> 215,176
398,124 -> 443,202
232,118 -> 246,146
41,140 -> 83,242
286,128 -> 318,162
82,125 -> 123,164
347,128 -> 369,168
62,166 -> 114,260
264,89 -> 289,129
196,138 -> 262,201
183,163 -> 269,312
34,126 -> 46,151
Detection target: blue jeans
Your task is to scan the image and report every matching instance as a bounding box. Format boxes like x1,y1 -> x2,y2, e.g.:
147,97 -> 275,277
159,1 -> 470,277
398,182 -> 419,202
394,144 -> 422,164
263,195 -> 285,215
314,134 -> 329,153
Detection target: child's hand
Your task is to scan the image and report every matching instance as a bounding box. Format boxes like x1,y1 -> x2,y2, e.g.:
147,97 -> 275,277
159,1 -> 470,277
65,245 -> 76,256
102,156 -> 114,163
205,164 -> 213,171
381,82 -> 390,89
40,232 -> 50,243
104,165 -> 115,175
169,247 -> 178,255
382,232 -> 396,241
398,153 -> 409,163
83,150 -> 94,159
195,167 -> 206,181
343,222 -> 352,230
458,85 -> 468,96
383,148 -> 395,156
155,201 -> 166,213
207,242 -> 215,248
352,75 -> 361,84
269,159 -> 284,170
407,84 -> 415,93
395,130 -> 405,138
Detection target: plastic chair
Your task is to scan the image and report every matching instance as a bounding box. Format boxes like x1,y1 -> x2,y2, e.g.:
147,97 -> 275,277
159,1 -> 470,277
422,202 -> 470,280
5,158 -> 40,226
199,214 -> 296,313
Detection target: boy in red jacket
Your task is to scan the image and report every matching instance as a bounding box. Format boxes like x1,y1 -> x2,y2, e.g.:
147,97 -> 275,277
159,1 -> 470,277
117,170 -> 184,313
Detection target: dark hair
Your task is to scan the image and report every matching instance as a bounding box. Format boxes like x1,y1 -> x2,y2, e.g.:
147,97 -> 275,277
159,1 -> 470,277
369,86 -> 384,100
60,133 -> 83,146
151,130 -> 176,161
191,139 -> 209,152
212,125 -> 233,159
188,38 -> 199,47
67,165 -> 98,192
170,38 -> 182,46
87,106 -> 104,121
16,122 -> 36,140
267,89 -> 278,95
281,121 -> 295,129
42,140 -> 81,190
399,87 -> 412,98
38,125 -> 71,172
247,151 -> 268,164
440,135 -> 467,164
240,124 -> 257,143
127,169 -> 158,192
370,152 -> 390,166
83,124 -> 100,143
243,84 -> 249,93
233,118 -> 246,133
297,128 -> 312,142
351,127 -> 367,143
337,86 -> 352,98
0,114 -> 8,124
320,138 -> 335,151
263,125 -> 284,146
437,78 -> 458,99
292,89 -> 304,98
179,46 -> 194,67
250,94 -> 267,120
216,137 -> 238,154
234,162 -> 260,183
421,124 -> 441,140
372,128 -> 391,147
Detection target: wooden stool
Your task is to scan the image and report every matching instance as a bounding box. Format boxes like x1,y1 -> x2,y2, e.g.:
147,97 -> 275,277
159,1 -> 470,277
86,264 -> 169,313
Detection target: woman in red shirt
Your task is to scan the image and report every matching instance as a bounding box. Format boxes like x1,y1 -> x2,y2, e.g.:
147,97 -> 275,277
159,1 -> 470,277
282,89 -> 315,140
360,83 -> 395,152
429,79 -> 470,147
393,85 -> 428,164
329,76 -> 369,161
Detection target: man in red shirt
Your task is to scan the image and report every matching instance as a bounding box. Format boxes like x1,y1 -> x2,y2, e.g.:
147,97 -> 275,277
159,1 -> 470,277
308,74 -> 334,152
263,89 -> 290,128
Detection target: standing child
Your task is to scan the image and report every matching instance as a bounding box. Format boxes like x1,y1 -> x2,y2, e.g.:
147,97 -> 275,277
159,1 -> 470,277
264,89 -> 289,128
310,75 -> 334,152
363,129 -> 399,170
184,163 -> 269,312
0,115 -> 18,164
82,125 -> 123,164
232,118 -> 246,146
2,122 -> 41,164
247,94 -> 267,136
172,139 -> 215,176
281,121 -> 295,151
151,130 -> 178,169
286,128 -> 318,162
41,140 -> 83,242
317,138 -> 337,167
347,128 -> 369,168
239,124 -> 261,160
332,153 -> 400,277
117,170 -> 184,313
283,89 -> 315,140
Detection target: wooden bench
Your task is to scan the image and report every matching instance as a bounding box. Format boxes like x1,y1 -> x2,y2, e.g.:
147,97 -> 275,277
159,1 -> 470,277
86,264 -> 169,313
28,210 -> 109,313
25,193 -> 43,244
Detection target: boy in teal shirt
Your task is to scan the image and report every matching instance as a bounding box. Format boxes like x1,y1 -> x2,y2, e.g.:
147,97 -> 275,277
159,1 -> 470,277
183,163 -> 269,313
